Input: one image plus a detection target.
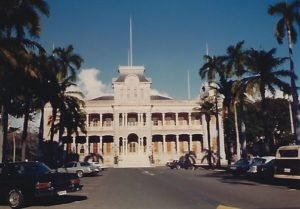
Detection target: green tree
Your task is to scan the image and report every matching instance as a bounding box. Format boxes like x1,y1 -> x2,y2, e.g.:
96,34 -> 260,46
241,48 -> 292,154
225,41 -> 247,160
48,45 -> 83,143
0,0 -> 49,162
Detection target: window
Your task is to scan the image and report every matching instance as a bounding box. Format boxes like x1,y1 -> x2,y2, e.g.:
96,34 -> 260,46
279,150 -> 298,157
153,118 -> 158,126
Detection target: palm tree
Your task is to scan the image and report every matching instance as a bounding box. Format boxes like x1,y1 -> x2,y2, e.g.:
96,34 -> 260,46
241,48 -> 293,154
268,1 -> 300,139
199,101 -> 215,168
0,0 -> 50,39
52,45 -> 83,82
199,55 -> 225,166
0,0 -> 49,162
48,46 -> 84,143
224,41 -> 248,160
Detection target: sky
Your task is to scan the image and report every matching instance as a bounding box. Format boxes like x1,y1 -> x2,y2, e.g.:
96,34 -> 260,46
38,0 -> 300,100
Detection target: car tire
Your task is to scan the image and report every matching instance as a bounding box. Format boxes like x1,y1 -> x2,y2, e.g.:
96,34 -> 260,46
76,170 -> 84,178
8,189 -> 24,209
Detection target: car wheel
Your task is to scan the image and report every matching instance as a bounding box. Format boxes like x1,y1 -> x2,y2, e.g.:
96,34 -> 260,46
76,170 -> 84,178
8,189 -> 24,209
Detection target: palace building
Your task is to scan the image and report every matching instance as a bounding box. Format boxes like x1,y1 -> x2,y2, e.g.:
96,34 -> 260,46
44,64 -> 226,167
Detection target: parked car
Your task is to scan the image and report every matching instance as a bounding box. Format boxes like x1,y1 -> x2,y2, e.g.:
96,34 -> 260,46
57,161 -> 100,178
256,158 -> 276,180
274,145 -> 300,180
228,158 -> 251,177
247,156 -> 275,178
0,161 -> 82,209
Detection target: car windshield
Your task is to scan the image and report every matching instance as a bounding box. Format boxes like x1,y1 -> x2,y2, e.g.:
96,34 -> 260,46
24,162 -> 52,175
235,159 -> 248,165
251,158 -> 266,165
80,162 -> 91,166
9,162 -> 52,175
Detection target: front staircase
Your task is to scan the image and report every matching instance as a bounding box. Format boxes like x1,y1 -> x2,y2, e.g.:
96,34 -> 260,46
117,154 -> 151,168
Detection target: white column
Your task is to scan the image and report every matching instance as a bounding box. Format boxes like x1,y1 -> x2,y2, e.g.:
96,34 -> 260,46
86,114 -> 89,127
218,113 -> 226,165
162,113 -> 165,127
188,113 -> 191,126
99,136 -> 103,155
125,113 -> 128,127
175,113 -> 178,126
163,135 -> 166,153
176,135 -> 179,154
202,115 -> 208,149
125,138 -> 128,154
189,134 -> 192,152
122,138 -> 125,154
100,114 -> 103,128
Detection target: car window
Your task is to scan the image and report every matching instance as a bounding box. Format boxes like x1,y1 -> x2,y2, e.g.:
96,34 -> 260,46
24,163 -> 51,175
80,162 -> 90,166
252,158 -> 266,164
66,162 -> 75,167
235,159 -> 248,165
279,149 -> 298,157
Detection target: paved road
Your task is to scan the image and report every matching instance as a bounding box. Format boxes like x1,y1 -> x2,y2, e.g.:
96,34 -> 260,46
1,167 -> 300,209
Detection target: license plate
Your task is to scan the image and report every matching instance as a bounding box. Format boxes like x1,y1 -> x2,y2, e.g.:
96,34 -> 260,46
57,190 -> 67,196
284,168 -> 291,173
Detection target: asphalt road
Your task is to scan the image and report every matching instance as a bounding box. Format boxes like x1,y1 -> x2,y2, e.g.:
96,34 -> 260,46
1,167 -> 300,209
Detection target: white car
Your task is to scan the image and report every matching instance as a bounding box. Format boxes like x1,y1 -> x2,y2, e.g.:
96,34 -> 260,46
247,156 -> 275,177
57,161 -> 100,178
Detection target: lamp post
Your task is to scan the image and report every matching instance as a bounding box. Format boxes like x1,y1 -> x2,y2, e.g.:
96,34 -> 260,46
214,94 -> 221,168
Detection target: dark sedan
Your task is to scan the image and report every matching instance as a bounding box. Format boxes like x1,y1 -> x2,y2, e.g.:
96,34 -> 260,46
0,161 -> 82,209
228,158 -> 250,177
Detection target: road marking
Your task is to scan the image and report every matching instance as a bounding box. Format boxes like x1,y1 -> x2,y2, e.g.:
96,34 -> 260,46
217,204 -> 240,209
142,170 -> 155,176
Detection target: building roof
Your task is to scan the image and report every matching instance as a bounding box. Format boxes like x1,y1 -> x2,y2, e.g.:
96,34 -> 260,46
89,95 -> 172,101
150,95 -> 172,100
113,73 -> 150,82
90,96 -> 114,101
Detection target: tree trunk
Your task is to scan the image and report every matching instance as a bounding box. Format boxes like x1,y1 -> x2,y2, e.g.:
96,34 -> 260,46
234,102 -> 241,160
206,115 -> 212,168
50,107 -> 57,142
287,26 -> 299,144
239,96 -> 247,158
1,105 -> 9,162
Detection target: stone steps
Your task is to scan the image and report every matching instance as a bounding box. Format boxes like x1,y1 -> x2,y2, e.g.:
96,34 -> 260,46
118,154 -> 151,168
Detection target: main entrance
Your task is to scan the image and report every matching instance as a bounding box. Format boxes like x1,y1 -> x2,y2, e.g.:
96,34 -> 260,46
117,133 -> 150,167
127,133 -> 138,153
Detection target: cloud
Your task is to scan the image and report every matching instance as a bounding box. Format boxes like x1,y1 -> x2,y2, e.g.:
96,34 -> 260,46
68,68 -> 172,100
69,68 -> 112,100
151,89 -> 172,99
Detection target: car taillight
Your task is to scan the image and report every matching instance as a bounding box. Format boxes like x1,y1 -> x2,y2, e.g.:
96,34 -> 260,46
35,181 -> 52,190
70,178 -> 80,185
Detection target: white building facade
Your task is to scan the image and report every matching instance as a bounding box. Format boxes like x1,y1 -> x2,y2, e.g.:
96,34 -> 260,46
44,65 -> 226,167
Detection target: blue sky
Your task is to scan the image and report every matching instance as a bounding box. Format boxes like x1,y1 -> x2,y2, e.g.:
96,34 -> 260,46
39,0 -> 300,100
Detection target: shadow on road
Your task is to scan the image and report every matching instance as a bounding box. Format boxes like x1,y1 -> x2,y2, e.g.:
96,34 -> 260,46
198,167 -> 300,190
23,195 -> 88,208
